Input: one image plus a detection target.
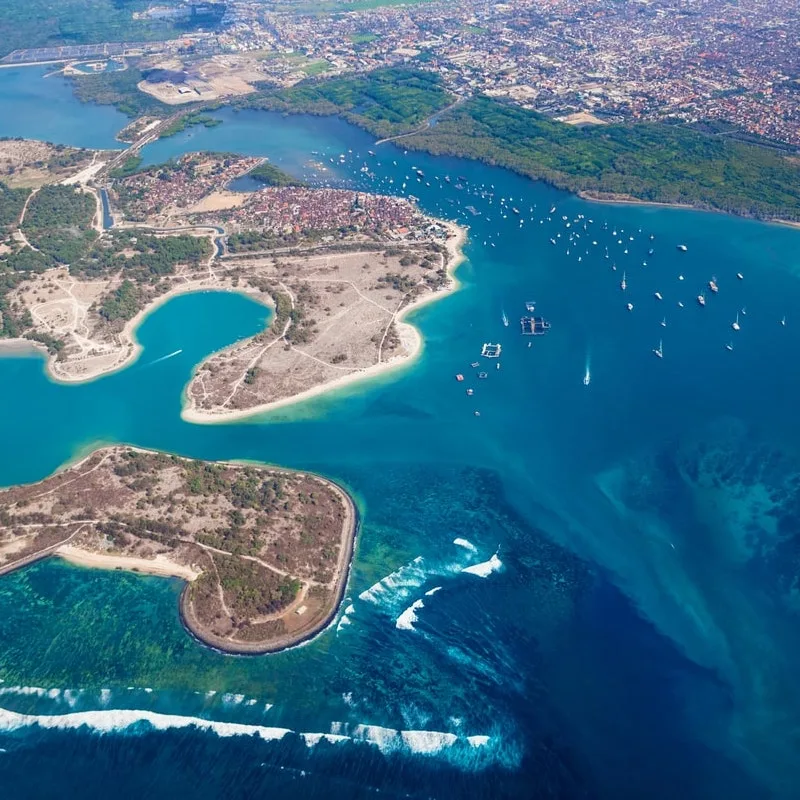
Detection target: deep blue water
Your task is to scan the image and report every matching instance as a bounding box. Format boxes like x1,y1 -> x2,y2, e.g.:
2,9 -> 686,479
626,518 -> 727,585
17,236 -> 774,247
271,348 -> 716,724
0,69 -> 799,798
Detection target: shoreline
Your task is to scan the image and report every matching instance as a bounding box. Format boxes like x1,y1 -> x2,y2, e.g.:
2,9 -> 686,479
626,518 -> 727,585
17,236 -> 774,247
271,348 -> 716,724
180,219 -> 468,424
0,445 -> 360,656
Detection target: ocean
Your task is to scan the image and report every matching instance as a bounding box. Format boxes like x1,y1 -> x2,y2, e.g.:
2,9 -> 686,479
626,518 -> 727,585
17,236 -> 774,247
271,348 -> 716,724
0,66 -> 799,798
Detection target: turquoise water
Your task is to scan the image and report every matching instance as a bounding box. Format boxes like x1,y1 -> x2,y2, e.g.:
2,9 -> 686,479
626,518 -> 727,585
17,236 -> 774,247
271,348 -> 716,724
1,70 -> 799,797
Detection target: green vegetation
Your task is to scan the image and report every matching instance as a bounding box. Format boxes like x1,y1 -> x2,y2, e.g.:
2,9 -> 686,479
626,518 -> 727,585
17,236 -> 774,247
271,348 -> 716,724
251,68 -> 800,219
245,161 -> 303,187
159,112 -> 223,139
0,182 -> 30,230
78,230 -> 210,280
242,68 -> 451,139
349,32 -> 379,44
69,68 -> 168,118
99,279 -> 139,322
408,96 -> 800,219
301,60 -> 332,77
108,155 -> 143,179
23,185 -> 98,264
0,0 -> 225,60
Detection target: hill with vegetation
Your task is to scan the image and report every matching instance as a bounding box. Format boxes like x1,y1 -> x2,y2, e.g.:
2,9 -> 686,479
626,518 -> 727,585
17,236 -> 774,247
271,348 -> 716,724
250,69 -> 800,221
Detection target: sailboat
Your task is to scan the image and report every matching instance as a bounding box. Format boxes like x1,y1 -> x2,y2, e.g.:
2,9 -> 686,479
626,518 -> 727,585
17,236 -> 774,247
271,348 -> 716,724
653,339 -> 663,359
732,312 -> 741,331
620,271 -> 627,290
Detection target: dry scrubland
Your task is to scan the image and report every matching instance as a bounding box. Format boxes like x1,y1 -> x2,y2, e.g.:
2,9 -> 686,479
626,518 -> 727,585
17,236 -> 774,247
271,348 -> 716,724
0,447 -> 355,653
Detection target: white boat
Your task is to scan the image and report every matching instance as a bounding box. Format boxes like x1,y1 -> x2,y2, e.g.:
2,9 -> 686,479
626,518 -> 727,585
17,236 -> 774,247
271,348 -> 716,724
781,316 -> 787,326
502,310 -> 509,327
736,272 -> 744,280
678,301 -> 684,308
661,317 -> 667,327
620,271 -> 627,291
677,244 -> 688,252
654,292 -> 663,300
732,312 -> 741,331
653,339 -> 663,359
583,367 -> 591,386
708,278 -> 719,293
627,302 -> 634,311
725,342 -> 734,351
697,293 -> 706,307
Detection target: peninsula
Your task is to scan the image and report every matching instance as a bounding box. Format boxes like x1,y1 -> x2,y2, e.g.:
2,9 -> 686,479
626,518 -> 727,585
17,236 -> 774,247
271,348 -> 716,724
0,149 -> 466,420
0,446 -> 357,654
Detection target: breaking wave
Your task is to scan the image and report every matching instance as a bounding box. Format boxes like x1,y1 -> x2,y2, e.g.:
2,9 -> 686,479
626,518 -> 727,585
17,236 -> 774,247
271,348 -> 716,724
461,553 -> 502,578
0,707 -> 516,769
395,599 -> 425,631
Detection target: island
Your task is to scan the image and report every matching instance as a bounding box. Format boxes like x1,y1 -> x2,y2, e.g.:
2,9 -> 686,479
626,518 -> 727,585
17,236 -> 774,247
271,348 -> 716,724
0,148 -> 465,420
0,446 -> 357,654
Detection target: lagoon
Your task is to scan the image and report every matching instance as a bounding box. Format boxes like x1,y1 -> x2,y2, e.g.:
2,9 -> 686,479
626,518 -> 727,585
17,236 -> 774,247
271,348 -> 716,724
0,68 -> 798,798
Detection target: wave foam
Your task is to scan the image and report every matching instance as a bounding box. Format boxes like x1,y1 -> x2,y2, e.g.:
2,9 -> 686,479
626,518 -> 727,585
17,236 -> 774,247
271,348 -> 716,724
461,553 -> 502,578
0,706 -> 505,767
425,586 -> 442,596
396,599 -> 425,631
453,538 -> 477,552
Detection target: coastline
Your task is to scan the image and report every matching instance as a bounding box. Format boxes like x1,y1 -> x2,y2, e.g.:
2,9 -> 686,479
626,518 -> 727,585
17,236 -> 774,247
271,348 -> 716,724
180,219 -> 468,424
178,477 -> 359,655
0,445 -> 360,656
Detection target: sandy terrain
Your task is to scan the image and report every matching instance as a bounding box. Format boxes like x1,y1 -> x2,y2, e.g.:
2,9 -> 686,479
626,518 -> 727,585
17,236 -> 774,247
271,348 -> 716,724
557,111 -> 608,126
187,190 -> 248,214
57,545 -> 199,581
184,221 -> 466,422
0,140 -> 95,188
184,224 -> 465,421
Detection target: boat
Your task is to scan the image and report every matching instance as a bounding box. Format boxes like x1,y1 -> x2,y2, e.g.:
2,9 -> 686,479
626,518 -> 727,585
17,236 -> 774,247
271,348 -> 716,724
708,278 -> 719,293
478,372 -> 488,379
736,272 -> 744,280
697,293 -> 706,307
732,312 -> 740,331
466,388 -> 474,396
471,361 -> 480,368
678,301 -> 684,308
627,302 -> 634,311
502,310 -> 509,327
583,368 -> 591,386
653,339 -> 663,359
620,271 -> 627,290
654,292 -> 663,300
456,374 -> 465,382
660,317 -> 667,327
368,150 -> 376,156
725,342 -> 734,351
474,411 -> 481,417
481,343 -> 502,358
550,206 -> 556,214
525,301 -> 536,312
781,316 -> 787,327
677,244 -> 688,252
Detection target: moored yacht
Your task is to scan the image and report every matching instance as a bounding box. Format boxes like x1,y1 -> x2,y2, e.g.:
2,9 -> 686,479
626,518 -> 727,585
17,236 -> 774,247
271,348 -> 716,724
697,293 -> 706,306
708,278 -> 719,293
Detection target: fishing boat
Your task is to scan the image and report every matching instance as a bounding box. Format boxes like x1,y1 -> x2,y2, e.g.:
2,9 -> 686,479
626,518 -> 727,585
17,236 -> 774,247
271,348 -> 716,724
708,278 -> 719,293
620,271 -> 627,291
653,339 -> 663,359
732,313 -> 741,331
697,293 -> 706,307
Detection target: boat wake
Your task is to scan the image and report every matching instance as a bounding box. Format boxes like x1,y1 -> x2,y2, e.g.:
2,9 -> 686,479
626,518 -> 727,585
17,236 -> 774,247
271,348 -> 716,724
145,349 -> 183,367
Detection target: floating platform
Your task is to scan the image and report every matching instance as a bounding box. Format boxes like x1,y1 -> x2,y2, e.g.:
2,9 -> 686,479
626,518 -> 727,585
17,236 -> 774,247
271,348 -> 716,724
520,316 -> 551,335
481,343 -> 502,358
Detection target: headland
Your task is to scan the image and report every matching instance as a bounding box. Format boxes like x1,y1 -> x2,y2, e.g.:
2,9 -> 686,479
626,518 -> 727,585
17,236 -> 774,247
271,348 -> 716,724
0,446 -> 357,654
